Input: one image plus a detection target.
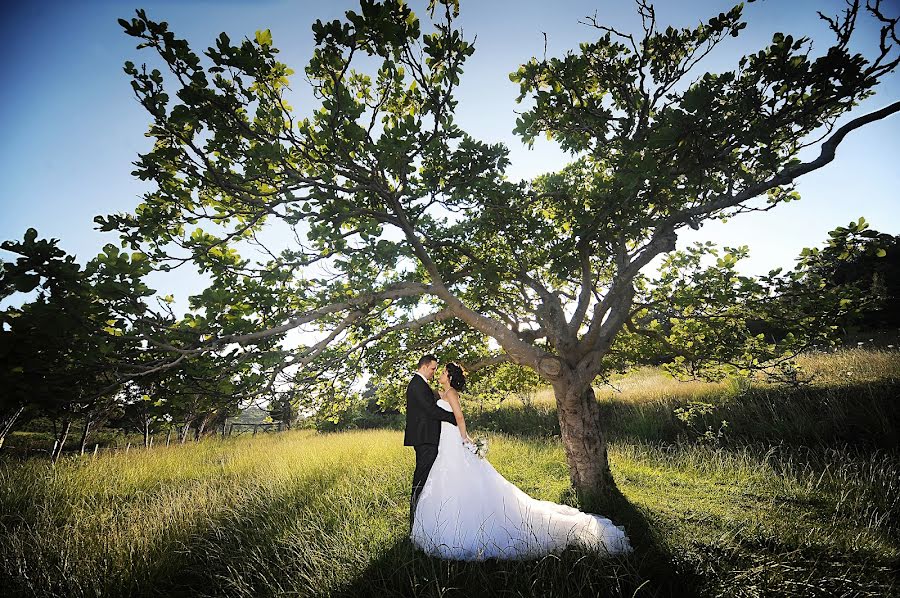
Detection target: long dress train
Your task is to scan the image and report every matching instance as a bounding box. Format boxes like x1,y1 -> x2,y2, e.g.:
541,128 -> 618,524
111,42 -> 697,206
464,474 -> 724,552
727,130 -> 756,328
410,399 -> 633,560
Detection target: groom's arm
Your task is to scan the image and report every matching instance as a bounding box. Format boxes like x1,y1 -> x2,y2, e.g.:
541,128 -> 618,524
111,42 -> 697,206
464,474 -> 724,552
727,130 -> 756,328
409,381 -> 458,426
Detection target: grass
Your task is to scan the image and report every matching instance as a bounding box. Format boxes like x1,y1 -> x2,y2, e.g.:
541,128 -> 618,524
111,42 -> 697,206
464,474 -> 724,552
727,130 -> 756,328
1,429 -> 898,597
2,346 -> 898,596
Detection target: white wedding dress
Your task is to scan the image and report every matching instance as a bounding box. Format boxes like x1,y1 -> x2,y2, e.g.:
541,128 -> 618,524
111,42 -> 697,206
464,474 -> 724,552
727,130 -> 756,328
410,399 -> 633,560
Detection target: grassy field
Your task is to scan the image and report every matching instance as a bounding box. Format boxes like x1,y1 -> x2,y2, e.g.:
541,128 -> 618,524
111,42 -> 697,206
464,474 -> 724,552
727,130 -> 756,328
1,432 -> 898,596
1,347 -> 898,597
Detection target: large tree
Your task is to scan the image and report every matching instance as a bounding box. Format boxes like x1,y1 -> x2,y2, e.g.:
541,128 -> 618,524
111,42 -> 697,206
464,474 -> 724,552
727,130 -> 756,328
102,0 -> 899,502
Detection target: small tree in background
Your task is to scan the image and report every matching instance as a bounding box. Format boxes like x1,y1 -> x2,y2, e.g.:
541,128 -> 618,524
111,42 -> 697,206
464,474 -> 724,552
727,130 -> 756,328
0,231 -> 153,457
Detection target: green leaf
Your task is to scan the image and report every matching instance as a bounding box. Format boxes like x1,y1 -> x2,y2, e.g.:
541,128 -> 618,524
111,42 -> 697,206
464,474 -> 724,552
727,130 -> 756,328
255,29 -> 273,47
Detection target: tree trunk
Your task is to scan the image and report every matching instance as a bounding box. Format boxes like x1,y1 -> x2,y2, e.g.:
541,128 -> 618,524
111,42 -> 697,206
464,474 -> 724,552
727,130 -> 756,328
179,421 -> 191,444
79,415 -> 93,456
165,426 -> 172,447
52,419 -> 72,464
195,415 -> 208,441
0,404 -> 26,450
555,383 -> 616,506
143,419 -> 150,448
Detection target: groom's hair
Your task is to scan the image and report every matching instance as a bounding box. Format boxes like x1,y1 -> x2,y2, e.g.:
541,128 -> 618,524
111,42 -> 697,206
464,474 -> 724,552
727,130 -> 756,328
417,354 -> 438,368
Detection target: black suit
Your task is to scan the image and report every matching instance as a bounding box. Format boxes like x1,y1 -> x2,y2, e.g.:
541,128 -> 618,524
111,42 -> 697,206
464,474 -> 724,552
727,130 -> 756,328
405,373 -> 457,528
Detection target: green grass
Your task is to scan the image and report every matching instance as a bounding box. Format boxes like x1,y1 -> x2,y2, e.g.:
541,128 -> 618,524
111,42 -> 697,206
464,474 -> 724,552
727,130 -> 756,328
1,429 -> 897,597
2,347 -> 898,596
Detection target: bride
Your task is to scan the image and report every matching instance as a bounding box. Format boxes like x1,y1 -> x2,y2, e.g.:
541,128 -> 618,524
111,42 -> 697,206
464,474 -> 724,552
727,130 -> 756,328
410,362 -> 633,560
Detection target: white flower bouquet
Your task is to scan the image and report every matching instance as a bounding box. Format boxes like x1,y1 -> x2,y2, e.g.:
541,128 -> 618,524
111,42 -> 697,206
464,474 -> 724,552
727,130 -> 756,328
463,436 -> 488,459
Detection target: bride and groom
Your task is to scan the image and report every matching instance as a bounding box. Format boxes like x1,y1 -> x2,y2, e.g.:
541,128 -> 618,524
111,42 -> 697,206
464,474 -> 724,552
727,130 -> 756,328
404,353 -> 633,560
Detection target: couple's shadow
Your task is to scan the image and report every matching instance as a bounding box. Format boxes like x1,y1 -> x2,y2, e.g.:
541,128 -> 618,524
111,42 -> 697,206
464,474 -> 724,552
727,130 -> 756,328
337,486 -> 699,598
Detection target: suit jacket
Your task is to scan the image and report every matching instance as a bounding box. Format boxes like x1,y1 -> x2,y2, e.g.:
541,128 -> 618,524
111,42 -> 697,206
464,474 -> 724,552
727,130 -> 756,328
403,374 -> 457,446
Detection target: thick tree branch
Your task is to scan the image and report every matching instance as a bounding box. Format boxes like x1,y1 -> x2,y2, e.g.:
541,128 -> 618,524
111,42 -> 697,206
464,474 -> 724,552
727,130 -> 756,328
661,100 -> 900,227
345,307 -> 455,352
462,353 -> 513,373
568,239 -> 594,334
580,226 -> 677,352
133,281 -> 434,373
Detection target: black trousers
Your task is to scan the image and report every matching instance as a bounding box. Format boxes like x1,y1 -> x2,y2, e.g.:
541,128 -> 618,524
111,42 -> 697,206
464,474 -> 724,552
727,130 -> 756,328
410,443 -> 439,529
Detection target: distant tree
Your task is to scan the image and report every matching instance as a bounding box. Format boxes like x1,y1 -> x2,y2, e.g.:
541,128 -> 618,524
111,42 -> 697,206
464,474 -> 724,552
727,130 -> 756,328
793,220 -> 899,332
114,380 -> 170,448
267,391 -> 298,430
465,361 -> 544,411
154,347 -> 261,443
104,0 -> 899,501
610,219 -> 895,385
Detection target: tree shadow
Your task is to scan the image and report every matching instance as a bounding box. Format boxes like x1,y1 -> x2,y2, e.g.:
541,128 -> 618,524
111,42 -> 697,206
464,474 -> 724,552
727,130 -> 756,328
588,483 -> 705,597
136,467 -> 348,597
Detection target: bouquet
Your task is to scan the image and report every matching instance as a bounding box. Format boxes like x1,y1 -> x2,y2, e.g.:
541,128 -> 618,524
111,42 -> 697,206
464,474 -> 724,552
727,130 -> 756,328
463,436 -> 488,459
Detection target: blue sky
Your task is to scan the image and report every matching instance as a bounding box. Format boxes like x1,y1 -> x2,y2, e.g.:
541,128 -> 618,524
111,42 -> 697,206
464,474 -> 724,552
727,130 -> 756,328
2,0 -> 898,313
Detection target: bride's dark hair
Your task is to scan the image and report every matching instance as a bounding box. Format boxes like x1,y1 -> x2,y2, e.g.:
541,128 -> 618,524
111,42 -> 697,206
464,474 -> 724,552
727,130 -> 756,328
446,362 -> 467,392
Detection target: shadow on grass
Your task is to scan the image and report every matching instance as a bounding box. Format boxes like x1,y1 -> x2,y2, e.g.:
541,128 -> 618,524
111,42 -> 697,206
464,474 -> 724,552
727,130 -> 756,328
137,467 -> 348,598
335,485 -> 702,598
686,530 -> 900,597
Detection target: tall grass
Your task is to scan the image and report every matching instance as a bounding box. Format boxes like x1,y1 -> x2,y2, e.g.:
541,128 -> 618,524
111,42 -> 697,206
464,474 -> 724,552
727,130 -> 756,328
2,347 -> 897,596
1,429 -> 897,597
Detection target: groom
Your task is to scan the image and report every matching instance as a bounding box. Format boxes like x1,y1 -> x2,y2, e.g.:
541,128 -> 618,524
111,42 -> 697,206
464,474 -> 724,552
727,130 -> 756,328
405,353 -> 458,529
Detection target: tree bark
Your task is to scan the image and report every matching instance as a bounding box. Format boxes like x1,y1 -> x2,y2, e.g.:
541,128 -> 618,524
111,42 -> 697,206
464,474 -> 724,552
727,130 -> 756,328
195,416 -> 207,441
179,420 -> 192,444
554,382 -> 615,507
0,404 -> 26,450
79,415 -> 93,456
52,419 -> 72,463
